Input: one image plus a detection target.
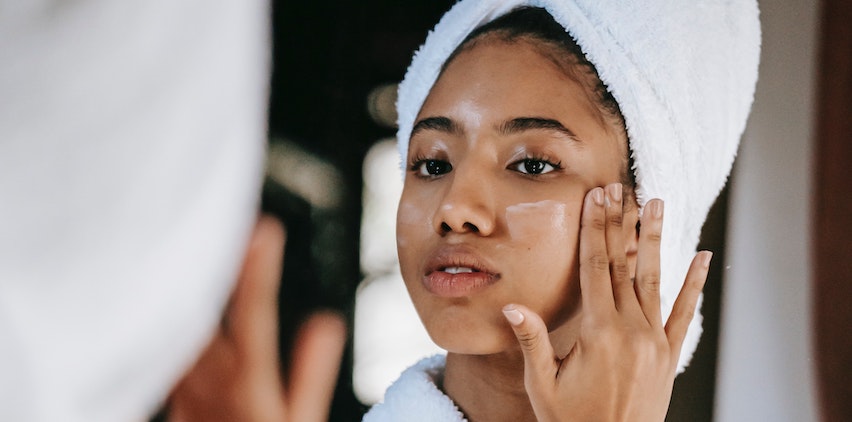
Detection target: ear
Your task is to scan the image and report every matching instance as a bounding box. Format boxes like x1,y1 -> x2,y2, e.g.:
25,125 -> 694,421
623,205 -> 640,279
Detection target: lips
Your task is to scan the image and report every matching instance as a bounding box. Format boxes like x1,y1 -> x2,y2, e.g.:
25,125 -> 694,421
422,247 -> 500,297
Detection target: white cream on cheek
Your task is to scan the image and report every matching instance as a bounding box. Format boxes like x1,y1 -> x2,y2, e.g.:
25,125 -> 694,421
505,200 -> 570,248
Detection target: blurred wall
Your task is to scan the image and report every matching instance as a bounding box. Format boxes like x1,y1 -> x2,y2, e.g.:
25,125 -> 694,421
715,0 -> 820,421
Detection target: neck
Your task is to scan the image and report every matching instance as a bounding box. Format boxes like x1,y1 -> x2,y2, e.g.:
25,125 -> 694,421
444,349 -> 536,422
441,316 -> 580,422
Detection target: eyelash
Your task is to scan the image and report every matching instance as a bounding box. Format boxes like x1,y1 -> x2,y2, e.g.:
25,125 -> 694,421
509,155 -> 563,176
409,155 -> 452,178
408,154 -> 564,178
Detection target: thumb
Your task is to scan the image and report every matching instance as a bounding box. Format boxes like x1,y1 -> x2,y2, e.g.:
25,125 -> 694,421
502,304 -> 557,384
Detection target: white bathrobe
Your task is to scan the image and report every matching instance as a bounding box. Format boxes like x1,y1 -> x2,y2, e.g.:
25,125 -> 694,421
364,355 -> 468,422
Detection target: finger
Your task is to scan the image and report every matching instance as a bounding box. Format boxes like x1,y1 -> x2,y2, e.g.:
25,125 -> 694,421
604,183 -> 636,313
230,215 -> 287,367
665,251 -> 712,361
634,199 -> 664,327
288,311 -> 347,422
168,334 -> 237,422
579,187 -> 616,317
503,304 -> 557,390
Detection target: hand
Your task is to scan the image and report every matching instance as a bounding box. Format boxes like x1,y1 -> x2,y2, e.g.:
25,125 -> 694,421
168,215 -> 347,422
502,184 -> 712,421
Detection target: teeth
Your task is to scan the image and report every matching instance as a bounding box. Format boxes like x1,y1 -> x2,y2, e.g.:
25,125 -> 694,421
444,266 -> 475,274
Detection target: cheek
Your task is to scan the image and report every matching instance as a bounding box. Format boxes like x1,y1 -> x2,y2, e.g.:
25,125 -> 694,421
396,200 -> 432,251
504,200 -> 581,323
505,200 -> 576,250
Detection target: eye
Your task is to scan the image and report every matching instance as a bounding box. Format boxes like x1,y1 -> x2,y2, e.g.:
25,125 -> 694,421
412,159 -> 453,177
510,158 -> 560,175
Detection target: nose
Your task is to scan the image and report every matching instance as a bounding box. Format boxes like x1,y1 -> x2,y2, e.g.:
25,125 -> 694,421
433,168 -> 496,236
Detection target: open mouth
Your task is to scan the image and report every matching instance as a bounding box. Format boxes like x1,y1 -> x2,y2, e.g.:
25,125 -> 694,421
425,249 -> 494,276
441,266 -> 477,274
423,249 -> 500,297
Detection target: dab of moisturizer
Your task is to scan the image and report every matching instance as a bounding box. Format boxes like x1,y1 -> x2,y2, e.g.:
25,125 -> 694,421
505,200 -> 569,247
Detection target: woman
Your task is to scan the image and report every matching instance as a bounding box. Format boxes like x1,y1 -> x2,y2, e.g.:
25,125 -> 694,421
170,1 -> 760,421
364,1 -> 759,420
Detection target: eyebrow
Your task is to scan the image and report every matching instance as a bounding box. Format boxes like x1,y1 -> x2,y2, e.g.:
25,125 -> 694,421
410,116 -> 463,139
410,116 -> 581,142
498,117 -> 580,141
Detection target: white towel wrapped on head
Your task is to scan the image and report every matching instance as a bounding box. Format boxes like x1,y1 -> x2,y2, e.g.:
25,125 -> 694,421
396,0 -> 761,372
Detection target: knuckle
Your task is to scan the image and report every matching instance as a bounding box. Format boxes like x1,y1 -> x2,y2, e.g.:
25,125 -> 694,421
624,330 -> 663,360
639,273 -> 661,293
610,258 -> 630,280
645,230 -> 663,244
584,214 -> 607,231
607,212 -> 624,227
670,302 -> 698,323
582,313 -> 608,332
516,330 -> 541,351
586,254 -> 610,272
593,216 -> 607,231
637,344 -> 666,369
592,323 -> 622,344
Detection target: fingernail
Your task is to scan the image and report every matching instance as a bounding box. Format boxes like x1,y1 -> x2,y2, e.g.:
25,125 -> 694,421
608,183 -> 622,203
592,188 -> 604,206
502,305 -> 525,326
700,251 -> 713,268
649,200 -> 663,219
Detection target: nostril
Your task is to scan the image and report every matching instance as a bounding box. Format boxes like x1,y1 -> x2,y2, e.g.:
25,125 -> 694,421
440,221 -> 483,234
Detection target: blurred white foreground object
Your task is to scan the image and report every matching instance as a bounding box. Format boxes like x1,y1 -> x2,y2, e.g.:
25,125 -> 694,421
0,1 -> 269,421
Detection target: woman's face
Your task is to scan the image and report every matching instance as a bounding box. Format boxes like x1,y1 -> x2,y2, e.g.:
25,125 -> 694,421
396,36 -> 631,354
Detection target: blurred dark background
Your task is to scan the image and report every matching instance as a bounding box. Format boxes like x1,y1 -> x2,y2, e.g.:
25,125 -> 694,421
264,1 -> 728,421
267,2 -> 457,420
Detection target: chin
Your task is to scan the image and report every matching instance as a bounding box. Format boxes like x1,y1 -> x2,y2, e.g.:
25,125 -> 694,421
427,319 -> 518,355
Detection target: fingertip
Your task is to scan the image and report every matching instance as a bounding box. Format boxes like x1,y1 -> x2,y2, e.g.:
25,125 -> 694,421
590,187 -> 605,207
502,304 -> 525,326
232,216 -> 286,338
254,214 -> 286,246
642,198 -> 664,220
301,310 -> 348,344
289,310 -> 347,422
605,182 -> 622,206
698,250 -> 713,269
686,251 -> 712,290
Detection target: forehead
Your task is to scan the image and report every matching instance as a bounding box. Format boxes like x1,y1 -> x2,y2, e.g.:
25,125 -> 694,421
418,37 -> 618,142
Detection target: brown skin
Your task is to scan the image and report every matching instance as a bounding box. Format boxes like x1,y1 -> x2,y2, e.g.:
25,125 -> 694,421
168,216 -> 346,422
397,36 -> 711,421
